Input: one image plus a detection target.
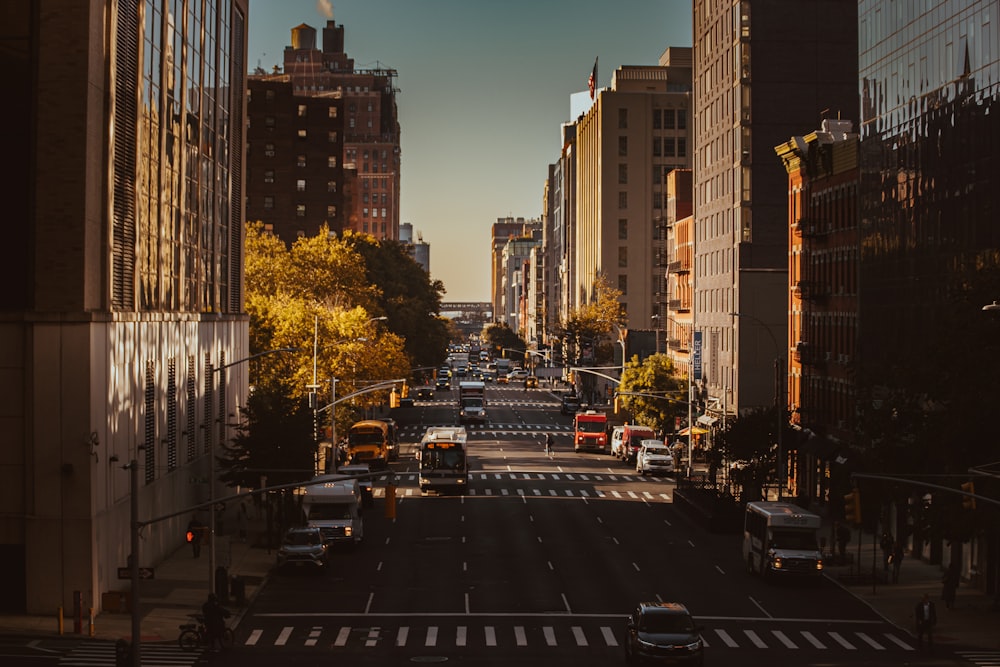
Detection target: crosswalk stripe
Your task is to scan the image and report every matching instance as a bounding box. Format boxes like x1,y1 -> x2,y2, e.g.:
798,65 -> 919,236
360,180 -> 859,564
572,626 -> 588,646
601,626 -> 618,647
335,626 -> 350,647
715,629 -> 739,648
426,626 -> 438,646
246,628 -> 262,645
856,632 -> 885,650
363,626 -> 378,647
456,625 -> 467,646
800,630 -> 826,649
543,626 -> 557,646
396,626 -> 408,646
772,630 -> 798,648
307,625 -> 323,647
884,633 -> 915,651
744,629 -> 768,648
275,626 -> 293,646
485,625 -> 497,646
515,626 -> 527,646
829,631 -> 856,649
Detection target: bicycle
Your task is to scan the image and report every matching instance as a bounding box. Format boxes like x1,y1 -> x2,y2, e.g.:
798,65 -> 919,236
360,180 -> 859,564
178,613 -> 234,651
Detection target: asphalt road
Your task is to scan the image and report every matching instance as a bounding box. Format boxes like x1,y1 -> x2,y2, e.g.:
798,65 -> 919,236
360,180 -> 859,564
182,384 -> 950,667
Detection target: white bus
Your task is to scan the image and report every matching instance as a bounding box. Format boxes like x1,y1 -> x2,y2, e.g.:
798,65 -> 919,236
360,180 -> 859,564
416,426 -> 469,495
742,501 -> 823,579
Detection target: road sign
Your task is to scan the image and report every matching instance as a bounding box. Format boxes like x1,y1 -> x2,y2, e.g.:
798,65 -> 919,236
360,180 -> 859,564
693,331 -> 703,381
117,567 -> 155,580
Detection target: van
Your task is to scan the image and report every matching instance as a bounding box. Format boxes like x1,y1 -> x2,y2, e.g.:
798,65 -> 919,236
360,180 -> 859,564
620,424 -> 657,464
610,426 -> 626,458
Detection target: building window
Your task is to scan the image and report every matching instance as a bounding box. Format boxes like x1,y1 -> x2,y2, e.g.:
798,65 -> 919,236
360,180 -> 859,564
677,138 -> 687,156
327,180 -> 337,193
664,137 -> 675,157
372,208 -> 379,218
349,117 -> 356,128
263,196 -> 274,209
677,109 -> 687,129
297,154 -> 306,167
381,208 -> 387,218
297,104 -> 307,117
265,89 -> 275,101
618,191 -> 628,209
363,193 -> 369,204
265,116 -> 276,128
664,109 -> 675,129
618,219 -> 628,239
618,164 -> 628,184
296,204 -> 306,217
363,208 -> 369,217
264,170 -> 274,184
618,246 -> 628,267
327,205 -> 337,217
296,179 -> 306,192
264,143 -> 275,157
328,156 -> 337,168
328,106 -> 338,118
653,137 -> 662,157
297,129 -> 307,139
653,109 -> 662,130
619,275 -> 628,294
618,136 -> 628,156
328,131 -> 338,143
618,108 -> 628,129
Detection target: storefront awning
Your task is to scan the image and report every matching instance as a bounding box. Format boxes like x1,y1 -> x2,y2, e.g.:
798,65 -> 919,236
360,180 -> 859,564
697,414 -> 718,427
677,426 -> 710,436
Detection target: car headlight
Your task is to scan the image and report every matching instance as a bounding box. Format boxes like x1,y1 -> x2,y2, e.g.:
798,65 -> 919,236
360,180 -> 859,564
772,557 -> 783,569
637,637 -> 657,649
344,526 -> 352,537
684,639 -> 703,651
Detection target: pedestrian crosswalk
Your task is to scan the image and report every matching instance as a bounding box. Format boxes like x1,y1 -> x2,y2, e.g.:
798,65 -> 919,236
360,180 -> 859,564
58,641 -> 203,666
238,621 -> 916,653
372,471 -> 674,500
399,422 -> 572,439
956,650 -> 1000,666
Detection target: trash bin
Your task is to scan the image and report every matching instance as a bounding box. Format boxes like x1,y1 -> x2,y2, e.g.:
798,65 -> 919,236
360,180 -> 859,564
215,566 -> 229,602
230,575 -> 246,605
114,639 -> 131,667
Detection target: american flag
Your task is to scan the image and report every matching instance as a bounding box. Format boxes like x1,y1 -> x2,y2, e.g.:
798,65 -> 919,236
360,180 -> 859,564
588,58 -> 598,100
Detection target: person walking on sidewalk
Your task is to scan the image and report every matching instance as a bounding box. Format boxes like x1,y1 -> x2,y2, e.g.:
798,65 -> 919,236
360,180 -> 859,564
880,531 -> 894,571
942,563 -> 960,610
891,541 -> 904,584
202,593 -> 231,652
187,515 -> 205,558
914,593 -> 937,654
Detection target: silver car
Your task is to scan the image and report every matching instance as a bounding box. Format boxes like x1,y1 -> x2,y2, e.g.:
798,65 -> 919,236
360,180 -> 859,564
636,440 -> 674,475
276,526 -> 329,572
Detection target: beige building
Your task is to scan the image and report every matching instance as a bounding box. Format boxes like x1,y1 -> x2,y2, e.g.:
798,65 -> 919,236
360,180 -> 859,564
571,49 -> 692,328
0,2 -> 250,615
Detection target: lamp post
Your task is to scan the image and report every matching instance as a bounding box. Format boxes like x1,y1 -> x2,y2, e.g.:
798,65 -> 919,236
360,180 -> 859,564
209,347 -> 296,596
659,314 -> 695,478
731,311 -> 785,500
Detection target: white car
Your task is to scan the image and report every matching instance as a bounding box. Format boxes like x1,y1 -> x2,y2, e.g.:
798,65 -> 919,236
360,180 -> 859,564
636,440 -> 674,475
610,426 -> 626,458
506,369 -> 529,381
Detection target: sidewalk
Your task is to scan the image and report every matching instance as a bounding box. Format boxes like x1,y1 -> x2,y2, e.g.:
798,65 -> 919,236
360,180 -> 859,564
0,516 -> 277,643
820,522 -> 1000,652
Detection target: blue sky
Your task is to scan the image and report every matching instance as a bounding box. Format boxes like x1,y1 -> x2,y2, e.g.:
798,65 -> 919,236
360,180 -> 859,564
249,0 -> 693,302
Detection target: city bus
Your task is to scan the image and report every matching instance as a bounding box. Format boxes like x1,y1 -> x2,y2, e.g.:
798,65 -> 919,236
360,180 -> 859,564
742,501 -> 824,579
416,426 -> 469,495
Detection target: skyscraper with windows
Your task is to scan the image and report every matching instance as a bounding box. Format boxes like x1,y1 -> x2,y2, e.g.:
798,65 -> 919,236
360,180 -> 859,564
0,1 -> 250,614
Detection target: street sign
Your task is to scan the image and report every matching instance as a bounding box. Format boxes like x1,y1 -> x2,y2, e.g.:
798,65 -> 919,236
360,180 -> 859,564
693,331 -> 703,381
117,567 -> 155,580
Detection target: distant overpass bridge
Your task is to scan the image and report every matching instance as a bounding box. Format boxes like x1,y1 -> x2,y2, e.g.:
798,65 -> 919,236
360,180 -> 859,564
440,302 -> 492,337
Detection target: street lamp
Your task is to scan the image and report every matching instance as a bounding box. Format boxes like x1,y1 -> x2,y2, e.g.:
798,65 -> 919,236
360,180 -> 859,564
209,347 -> 297,596
659,314 -> 695,479
731,311 -> 785,500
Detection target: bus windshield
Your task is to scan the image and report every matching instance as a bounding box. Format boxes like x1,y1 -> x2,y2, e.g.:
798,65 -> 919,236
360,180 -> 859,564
769,529 -> 819,551
421,447 -> 466,471
576,421 -> 605,433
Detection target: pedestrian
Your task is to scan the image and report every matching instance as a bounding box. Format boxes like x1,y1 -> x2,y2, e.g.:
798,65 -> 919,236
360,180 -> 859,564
942,563 -> 960,610
544,433 -> 554,457
880,531 -> 894,571
913,593 -> 937,653
835,520 -> 851,559
187,515 -> 204,558
201,593 -> 231,652
891,541 -> 904,584
238,499 -> 249,543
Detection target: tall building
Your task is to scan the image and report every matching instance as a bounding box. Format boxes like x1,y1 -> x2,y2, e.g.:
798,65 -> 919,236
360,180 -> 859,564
572,48 -> 693,329
399,222 -> 431,273
248,20 -> 401,244
0,1 -> 250,614
490,217 -> 541,326
692,0 -> 858,420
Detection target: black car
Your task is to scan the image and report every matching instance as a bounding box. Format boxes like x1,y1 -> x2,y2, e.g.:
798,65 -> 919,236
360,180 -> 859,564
560,394 -> 580,415
416,386 -> 434,399
435,377 -> 451,390
624,602 -> 704,665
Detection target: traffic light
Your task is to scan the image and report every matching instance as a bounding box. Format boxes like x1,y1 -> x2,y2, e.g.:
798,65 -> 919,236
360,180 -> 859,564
961,481 -> 976,511
389,389 -> 400,408
613,394 -> 620,414
843,487 -> 861,525
401,382 -> 409,398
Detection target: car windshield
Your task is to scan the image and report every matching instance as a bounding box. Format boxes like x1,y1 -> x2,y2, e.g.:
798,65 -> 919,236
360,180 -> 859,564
348,430 -> 385,446
462,398 -> 483,407
640,613 -> 695,634
644,447 -> 669,456
770,529 -> 819,551
576,422 -> 605,433
284,531 -> 321,546
307,504 -> 354,520
421,447 -> 466,471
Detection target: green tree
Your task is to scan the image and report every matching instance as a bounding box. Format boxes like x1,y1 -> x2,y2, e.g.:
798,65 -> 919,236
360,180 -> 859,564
561,274 -> 625,364
713,406 -> 795,502
482,322 -> 525,360
617,353 -> 686,432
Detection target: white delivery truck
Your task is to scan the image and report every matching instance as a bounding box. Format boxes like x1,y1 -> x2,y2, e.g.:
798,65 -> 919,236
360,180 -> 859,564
302,475 -> 364,547
742,501 -> 823,579
458,381 -> 488,424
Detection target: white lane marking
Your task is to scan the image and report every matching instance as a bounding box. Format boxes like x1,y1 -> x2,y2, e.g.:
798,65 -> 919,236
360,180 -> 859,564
543,626 -> 557,646
715,565 -> 725,574
883,633 -> 915,650
715,629 -> 739,648
856,632 -> 885,650
572,626 -> 588,646
485,626 -> 497,646
744,629 -> 768,648
363,626 -> 379,647
334,626 -> 350,647
245,628 -> 262,646
275,626 -> 293,646
748,596 -> 772,617
800,630 -> 826,649
772,630 -> 798,648
601,626 -> 618,646
562,593 -> 573,613
395,626 -> 408,647
829,631 -> 856,649
456,625 -> 467,647
425,626 -> 438,647
514,625 -> 527,646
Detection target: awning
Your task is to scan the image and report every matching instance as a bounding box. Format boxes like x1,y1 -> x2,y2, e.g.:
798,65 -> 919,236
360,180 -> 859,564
697,415 -> 718,427
676,426 -> 709,436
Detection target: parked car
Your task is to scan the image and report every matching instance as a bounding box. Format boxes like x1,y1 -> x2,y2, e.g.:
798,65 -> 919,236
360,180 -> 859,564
524,375 -> 538,388
624,602 -> 704,665
416,386 -> 434,399
610,426 -> 626,458
636,440 -> 674,476
276,526 -> 329,572
560,394 -> 581,415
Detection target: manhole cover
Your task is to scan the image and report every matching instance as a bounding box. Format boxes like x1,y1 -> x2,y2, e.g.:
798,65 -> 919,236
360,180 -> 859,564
410,658 -> 449,663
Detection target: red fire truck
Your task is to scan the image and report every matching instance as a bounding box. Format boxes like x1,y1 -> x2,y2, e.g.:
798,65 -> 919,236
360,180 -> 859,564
573,410 -> 609,453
